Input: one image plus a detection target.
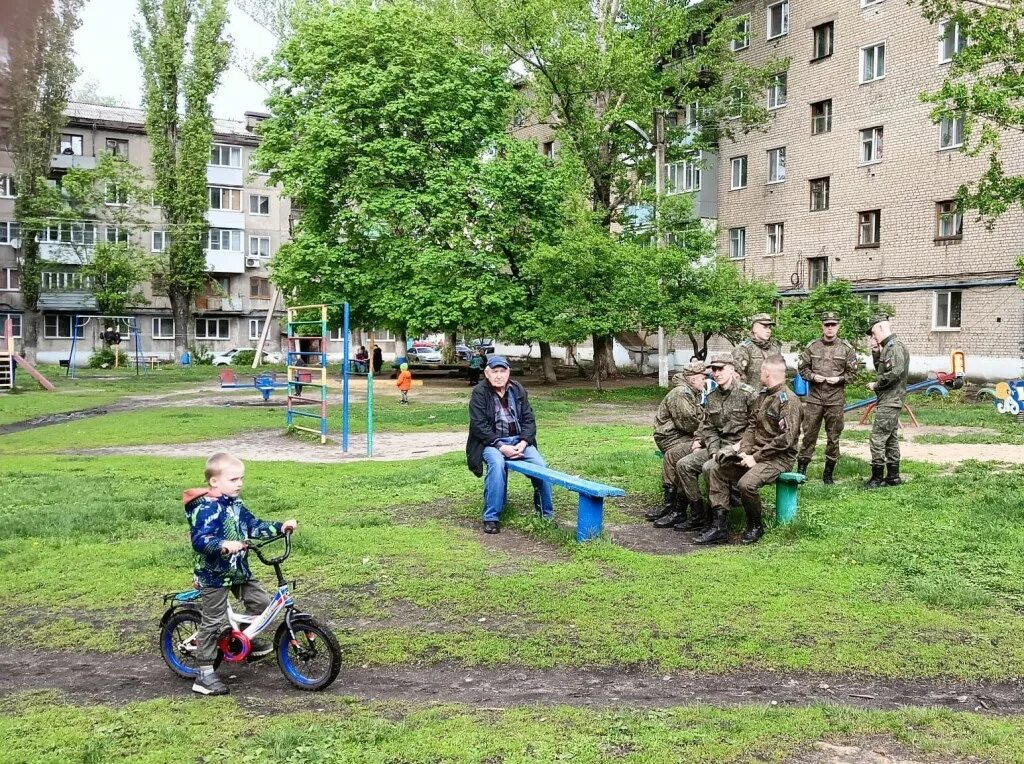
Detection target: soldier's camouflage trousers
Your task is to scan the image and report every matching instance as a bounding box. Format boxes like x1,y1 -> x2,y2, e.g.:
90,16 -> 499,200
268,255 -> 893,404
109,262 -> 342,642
799,403 -> 845,462
869,406 -> 901,466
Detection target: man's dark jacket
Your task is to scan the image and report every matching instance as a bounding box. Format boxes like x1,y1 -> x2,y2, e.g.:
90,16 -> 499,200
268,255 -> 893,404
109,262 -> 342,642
466,379 -> 538,477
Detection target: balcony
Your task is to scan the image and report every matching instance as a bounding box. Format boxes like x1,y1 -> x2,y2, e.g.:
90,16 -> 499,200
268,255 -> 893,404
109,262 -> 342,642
206,164 -> 244,187
204,249 -> 245,274
206,208 -> 245,229
50,154 -> 97,171
194,295 -> 245,312
39,241 -> 92,264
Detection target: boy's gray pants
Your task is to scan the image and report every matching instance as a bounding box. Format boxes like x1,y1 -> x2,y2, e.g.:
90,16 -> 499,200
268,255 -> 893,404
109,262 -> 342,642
197,581 -> 272,663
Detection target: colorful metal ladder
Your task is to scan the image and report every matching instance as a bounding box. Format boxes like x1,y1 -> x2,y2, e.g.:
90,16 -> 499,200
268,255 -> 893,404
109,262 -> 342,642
285,304 -> 329,444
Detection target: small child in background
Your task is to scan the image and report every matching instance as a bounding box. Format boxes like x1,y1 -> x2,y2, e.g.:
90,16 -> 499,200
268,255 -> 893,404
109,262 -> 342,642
396,362 -> 413,405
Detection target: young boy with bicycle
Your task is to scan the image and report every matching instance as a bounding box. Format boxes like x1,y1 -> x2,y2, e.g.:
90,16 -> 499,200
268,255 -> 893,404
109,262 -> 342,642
184,452 -> 297,696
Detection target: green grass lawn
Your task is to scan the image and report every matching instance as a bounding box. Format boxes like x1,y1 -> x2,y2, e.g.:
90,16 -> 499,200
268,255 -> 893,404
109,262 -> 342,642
5,693 -> 1024,764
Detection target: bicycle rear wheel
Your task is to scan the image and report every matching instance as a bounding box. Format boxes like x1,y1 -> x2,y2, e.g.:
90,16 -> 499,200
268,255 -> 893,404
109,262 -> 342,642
275,616 -> 342,691
160,609 -> 221,678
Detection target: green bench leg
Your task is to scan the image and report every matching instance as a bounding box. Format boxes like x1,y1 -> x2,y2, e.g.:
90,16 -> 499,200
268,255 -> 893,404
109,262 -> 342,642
775,471 -> 806,525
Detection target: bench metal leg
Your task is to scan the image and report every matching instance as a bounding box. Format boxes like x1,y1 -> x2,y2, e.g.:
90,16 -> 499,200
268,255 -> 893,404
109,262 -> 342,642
776,482 -> 799,524
577,494 -> 604,542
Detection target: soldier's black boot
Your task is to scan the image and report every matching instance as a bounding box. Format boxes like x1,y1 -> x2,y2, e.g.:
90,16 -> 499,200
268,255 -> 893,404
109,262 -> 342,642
693,508 -> 729,545
645,485 -> 676,521
677,498 -> 708,531
864,464 -> 886,489
740,498 -> 764,545
822,459 -> 837,485
884,461 -> 903,486
796,458 -> 810,476
671,495 -> 693,530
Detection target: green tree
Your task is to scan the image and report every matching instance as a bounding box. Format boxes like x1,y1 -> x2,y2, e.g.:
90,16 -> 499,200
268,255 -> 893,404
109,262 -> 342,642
133,0 -> 231,360
775,280 -> 894,350
915,0 -> 1024,223
6,0 -> 84,362
257,0 -> 519,342
466,0 -> 783,376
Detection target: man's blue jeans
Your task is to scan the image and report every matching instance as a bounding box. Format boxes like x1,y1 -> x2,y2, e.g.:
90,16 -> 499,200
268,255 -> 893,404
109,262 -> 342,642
482,437 -> 554,522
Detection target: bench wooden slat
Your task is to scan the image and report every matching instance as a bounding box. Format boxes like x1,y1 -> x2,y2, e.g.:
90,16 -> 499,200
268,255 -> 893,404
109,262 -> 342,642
505,461 -> 625,498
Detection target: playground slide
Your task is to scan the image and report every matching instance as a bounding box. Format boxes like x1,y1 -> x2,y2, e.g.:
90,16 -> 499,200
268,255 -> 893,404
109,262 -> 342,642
14,354 -> 56,391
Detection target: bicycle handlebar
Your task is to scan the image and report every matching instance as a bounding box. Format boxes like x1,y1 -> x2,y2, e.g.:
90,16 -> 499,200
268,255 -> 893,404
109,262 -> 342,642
221,532 -> 292,565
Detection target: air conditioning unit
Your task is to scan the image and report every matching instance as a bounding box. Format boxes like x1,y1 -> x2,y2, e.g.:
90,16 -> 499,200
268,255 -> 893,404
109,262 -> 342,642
245,257 -> 261,269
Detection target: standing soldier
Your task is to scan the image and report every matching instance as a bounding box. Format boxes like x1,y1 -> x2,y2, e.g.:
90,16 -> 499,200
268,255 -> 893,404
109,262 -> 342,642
704,356 -> 801,545
865,315 -> 910,488
732,313 -> 781,388
685,354 -> 758,539
796,312 -> 859,484
647,362 -> 707,527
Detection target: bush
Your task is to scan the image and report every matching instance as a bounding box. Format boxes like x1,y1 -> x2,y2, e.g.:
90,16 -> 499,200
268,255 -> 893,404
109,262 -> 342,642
87,347 -> 117,368
232,349 -> 256,366
188,345 -> 214,366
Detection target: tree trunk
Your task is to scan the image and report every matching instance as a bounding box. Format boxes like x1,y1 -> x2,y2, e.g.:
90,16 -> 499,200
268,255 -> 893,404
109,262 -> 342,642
394,328 -> 407,360
591,333 -> 618,382
539,341 -> 557,384
170,291 -> 191,363
21,309 -> 40,364
441,330 -> 458,364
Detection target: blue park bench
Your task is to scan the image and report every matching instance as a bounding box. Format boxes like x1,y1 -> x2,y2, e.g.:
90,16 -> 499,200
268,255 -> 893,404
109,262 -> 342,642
219,369 -> 290,401
504,461 -> 626,542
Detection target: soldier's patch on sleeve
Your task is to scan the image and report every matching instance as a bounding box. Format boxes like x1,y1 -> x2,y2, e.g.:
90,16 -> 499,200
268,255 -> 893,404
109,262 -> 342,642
778,391 -> 788,402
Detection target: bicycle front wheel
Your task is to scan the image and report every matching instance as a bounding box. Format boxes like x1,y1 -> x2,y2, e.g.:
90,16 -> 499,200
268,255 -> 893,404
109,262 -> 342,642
274,616 -> 342,691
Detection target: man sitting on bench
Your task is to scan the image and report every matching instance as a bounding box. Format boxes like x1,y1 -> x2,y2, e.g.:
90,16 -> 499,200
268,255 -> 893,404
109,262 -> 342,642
466,355 -> 553,535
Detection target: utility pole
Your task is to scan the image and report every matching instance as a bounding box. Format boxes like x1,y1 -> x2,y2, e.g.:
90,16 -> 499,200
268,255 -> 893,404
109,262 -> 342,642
653,109 -> 669,388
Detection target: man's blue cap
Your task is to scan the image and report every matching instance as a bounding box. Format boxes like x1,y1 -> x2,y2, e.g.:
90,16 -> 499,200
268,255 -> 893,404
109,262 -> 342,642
486,355 -> 510,369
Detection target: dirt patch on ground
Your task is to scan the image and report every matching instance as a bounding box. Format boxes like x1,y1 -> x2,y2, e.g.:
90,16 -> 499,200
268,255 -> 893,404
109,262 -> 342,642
69,430 -> 467,463
843,424 -> 1002,442
840,424 -> 1023,465
3,647 -> 1023,716
791,741 -> 958,764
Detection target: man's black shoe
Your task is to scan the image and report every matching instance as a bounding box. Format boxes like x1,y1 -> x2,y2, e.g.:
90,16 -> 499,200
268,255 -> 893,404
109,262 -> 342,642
677,499 -> 708,532
644,506 -> 673,521
864,464 -> 886,489
693,509 -> 729,544
884,461 -> 903,486
740,525 -> 764,545
822,459 -> 837,485
652,512 -> 682,529
483,521 -> 500,534
796,458 -> 810,476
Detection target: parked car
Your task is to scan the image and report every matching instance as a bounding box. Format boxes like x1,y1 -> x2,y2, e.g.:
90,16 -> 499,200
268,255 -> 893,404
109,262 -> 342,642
471,339 -> 495,355
455,344 -> 473,362
211,347 -> 282,366
407,346 -> 442,364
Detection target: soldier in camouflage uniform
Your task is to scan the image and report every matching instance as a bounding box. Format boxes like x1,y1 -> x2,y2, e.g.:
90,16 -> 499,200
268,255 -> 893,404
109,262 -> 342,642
796,312 -> 859,484
704,356 -> 801,545
648,361 -> 707,527
732,313 -> 782,388
864,315 -> 910,488
681,354 -> 758,537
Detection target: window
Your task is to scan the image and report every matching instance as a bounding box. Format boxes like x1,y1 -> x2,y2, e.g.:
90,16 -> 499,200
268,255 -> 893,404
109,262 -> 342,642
42,271 -> 92,290
666,161 -> 700,194
249,236 -> 271,258
59,133 -> 83,155
207,275 -> 230,295
104,226 -> 129,244
152,231 -> 171,252
0,268 -> 19,291
40,222 -> 94,244
730,156 -> 747,190
209,144 -> 241,167
0,175 -> 16,198
195,318 -> 231,340
249,194 -> 270,215
729,227 -> 746,260
542,141 -> 555,159
936,201 -> 963,240
810,177 -> 830,211
208,228 -> 242,251
767,72 -> 787,109
860,126 -> 883,164
863,293 -> 880,307
933,290 -> 962,330
732,17 -> 750,51
329,327 -> 345,342
0,221 -> 19,244
105,138 -> 129,158
767,147 -> 786,183
862,0 -> 885,6
104,183 -> 128,206
248,152 -> 270,175
939,115 -> 964,149
250,277 -> 272,299
808,257 -> 829,288
812,22 -> 834,60
44,313 -> 85,339
0,312 -> 21,338
811,100 -> 833,135
766,222 -> 784,254
939,20 -> 967,63
684,102 -> 701,130
249,318 -> 265,340
729,87 -> 746,119
208,186 -> 242,211
767,1 -> 789,39
152,317 -> 175,339
857,210 -> 881,247
860,42 -> 886,82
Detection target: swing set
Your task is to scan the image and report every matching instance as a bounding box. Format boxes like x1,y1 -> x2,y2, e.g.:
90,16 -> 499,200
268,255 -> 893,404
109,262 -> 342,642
66,314 -> 147,378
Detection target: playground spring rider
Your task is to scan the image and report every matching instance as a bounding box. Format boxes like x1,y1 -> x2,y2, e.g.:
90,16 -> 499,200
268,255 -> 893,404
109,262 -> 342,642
159,533 -> 342,691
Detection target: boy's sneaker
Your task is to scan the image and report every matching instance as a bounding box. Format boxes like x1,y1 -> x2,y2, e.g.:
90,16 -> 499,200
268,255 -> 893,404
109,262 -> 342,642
249,639 -> 273,658
192,668 -> 229,696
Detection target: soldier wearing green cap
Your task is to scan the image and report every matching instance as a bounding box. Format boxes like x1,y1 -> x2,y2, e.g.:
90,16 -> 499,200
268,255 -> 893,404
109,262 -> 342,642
796,311 -> 859,484
864,314 -> 909,488
732,313 -> 781,388
648,361 -> 707,527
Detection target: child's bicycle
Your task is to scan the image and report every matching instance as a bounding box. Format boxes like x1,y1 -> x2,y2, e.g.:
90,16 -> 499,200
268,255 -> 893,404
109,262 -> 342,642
159,532 -> 341,691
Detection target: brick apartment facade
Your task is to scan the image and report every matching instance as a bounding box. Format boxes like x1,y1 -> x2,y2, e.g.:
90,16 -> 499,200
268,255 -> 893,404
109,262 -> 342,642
0,103 -> 291,364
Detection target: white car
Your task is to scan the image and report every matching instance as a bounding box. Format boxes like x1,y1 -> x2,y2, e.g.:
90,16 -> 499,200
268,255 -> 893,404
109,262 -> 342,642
407,347 -> 442,364
211,347 -> 283,366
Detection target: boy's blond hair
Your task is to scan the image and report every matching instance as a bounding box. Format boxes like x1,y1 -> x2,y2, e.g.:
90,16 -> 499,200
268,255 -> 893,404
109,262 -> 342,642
205,452 -> 244,482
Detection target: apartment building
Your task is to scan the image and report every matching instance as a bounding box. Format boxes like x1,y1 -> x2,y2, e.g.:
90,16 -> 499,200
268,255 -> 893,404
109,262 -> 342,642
0,102 -> 289,363
716,0 -> 1024,379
